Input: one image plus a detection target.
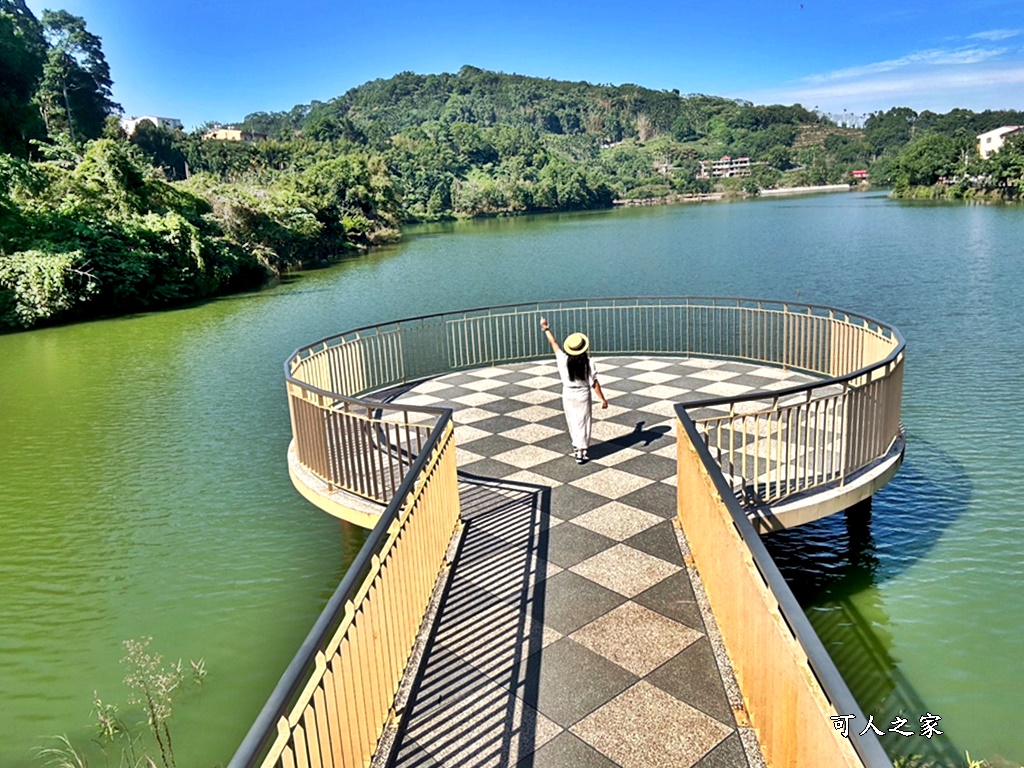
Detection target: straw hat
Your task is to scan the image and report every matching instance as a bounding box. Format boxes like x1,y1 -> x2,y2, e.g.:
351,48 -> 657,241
564,332 -> 589,356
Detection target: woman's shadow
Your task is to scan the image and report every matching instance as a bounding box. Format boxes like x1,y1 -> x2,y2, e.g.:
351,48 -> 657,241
587,419 -> 671,460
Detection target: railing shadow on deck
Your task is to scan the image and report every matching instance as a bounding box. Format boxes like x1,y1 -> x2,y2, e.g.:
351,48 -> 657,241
385,475 -> 553,767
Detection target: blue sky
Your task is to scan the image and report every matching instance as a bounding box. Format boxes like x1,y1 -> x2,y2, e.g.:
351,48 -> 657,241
26,0 -> 1024,130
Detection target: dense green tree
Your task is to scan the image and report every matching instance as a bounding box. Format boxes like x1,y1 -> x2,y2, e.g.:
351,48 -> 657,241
129,120 -> 189,180
0,0 -> 46,154
36,10 -> 119,142
864,107 -> 918,155
894,133 -> 960,189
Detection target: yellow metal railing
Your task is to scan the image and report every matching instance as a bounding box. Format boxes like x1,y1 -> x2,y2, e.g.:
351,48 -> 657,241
229,418 -> 460,768
676,410 -> 892,768
285,298 -> 904,509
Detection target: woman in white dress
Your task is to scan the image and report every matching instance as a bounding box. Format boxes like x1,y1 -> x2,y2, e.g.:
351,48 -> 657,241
540,317 -> 609,463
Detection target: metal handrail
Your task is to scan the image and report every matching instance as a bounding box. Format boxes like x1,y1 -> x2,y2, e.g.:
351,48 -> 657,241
228,412 -> 457,768
676,407 -> 893,768
284,297 -> 904,508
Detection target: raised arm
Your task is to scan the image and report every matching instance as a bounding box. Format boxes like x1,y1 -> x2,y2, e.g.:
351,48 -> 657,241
540,317 -> 560,355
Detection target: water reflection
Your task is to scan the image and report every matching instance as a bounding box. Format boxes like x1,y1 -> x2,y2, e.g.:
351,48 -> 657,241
763,441 -> 972,765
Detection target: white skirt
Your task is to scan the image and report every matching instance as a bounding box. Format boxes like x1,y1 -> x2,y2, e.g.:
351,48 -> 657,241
562,387 -> 593,450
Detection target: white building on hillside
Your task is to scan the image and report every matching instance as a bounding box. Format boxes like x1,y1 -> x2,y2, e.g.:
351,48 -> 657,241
120,116 -> 183,136
977,126 -> 1023,159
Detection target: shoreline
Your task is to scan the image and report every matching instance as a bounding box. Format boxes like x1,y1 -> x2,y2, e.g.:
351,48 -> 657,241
759,184 -> 852,197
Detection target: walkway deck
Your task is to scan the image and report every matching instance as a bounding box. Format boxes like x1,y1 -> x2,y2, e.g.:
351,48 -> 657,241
374,356 -> 820,768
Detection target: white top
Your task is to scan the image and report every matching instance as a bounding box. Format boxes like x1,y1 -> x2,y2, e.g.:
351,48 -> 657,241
555,350 -> 598,392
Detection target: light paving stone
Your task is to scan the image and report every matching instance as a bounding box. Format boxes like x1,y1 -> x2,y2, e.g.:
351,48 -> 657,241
744,365 -> 800,380
454,425 -> 491,445
637,399 -> 683,418
492,444 -> 564,469
569,467 -> 653,500
570,601 -> 703,676
456,447 -> 485,467
652,442 -> 678,460
677,357 -> 726,369
463,377 -> 507,392
624,359 -> 676,371
500,469 -> 559,488
506,404 -> 563,422
500,423 -> 564,444
455,407 -> 504,424
453,391 -> 504,407
634,384 -> 691,400
570,544 -> 681,597
571,501 -> 663,541
689,368 -> 741,382
411,378 -> 458,393
393,393 -> 445,407
510,388 -> 561,404
590,419 -> 639,443
515,375 -> 561,391
696,381 -> 756,398
517,363 -> 559,376
571,681 -> 732,768
466,366 -> 510,379
632,370 -> 681,385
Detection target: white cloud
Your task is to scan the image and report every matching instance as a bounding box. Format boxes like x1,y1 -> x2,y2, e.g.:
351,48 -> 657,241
803,47 -> 1009,84
968,29 -> 1022,42
738,66 -> 1024,114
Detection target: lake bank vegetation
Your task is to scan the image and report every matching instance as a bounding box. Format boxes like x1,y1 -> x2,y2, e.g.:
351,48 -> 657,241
3,1 -> 1024,330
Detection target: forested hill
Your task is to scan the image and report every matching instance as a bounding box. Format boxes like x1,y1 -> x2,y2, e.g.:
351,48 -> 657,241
239,65 -> 799,147
5,0 -> 1024,334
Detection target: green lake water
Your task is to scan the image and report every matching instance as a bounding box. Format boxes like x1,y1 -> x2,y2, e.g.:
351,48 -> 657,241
1,191 -> 1022,766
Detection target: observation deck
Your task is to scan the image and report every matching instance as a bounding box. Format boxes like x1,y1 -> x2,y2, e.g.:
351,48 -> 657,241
234,299 -> 903,768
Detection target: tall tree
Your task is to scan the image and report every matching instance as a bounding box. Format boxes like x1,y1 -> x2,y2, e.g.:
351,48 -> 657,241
37,9 -> 119,143
0,0 -> 46,154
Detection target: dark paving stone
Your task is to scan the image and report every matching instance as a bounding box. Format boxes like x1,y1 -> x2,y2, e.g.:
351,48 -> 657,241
463,433 -> 528,457
496,370 -> 545,384
630,573 -> 704,630
475,393 -> 537,413
459,457 -> 523,481
512,637 -> 637,729
632,570 -> 704,630
545,484 -> 609,521
440,372 -> 488,387
601,376 -> 655,393
471,414 -> 535,436
613,453 -> 678,481
693,732 -> 750,768
601,393 -> 659,411
531,456 -> 605,486
646,637 -> 736,726
624,520 -> 685,566
617,481 -> 677,519
533,432 -> 575,455
542,522 -> 616,569
517,731 -> 619,768
531,570 -> 627,635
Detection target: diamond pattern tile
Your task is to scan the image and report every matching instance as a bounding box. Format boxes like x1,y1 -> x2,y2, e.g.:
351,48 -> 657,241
570,543 -> 682,598
384,356 -> 818,768
571,681 -> 733,768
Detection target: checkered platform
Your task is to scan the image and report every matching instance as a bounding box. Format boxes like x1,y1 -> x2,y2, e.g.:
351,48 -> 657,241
382,357 -> 815,768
